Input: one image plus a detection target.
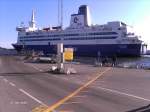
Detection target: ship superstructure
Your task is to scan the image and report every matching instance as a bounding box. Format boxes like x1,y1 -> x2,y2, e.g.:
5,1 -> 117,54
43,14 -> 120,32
13,5 -> 142,57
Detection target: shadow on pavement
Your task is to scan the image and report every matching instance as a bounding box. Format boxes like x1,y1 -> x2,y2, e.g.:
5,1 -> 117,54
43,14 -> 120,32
0,71 -> 69,76
127,104 -> 150,112
0,72 -> 47,76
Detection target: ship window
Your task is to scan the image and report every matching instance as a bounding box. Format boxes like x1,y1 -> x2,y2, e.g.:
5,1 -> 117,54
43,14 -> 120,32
48,42 -> 51,45
121,22 -> 126,26
88,32 -> 118,35
63,36 -> 117,40
26,32 -> 30,35
64,34 -> 79,36
20,38 -> 61,41
20,35 -> 118,42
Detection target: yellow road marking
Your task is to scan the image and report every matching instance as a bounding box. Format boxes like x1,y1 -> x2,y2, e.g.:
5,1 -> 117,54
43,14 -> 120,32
32,105 -> 48,112
43,67 -> 111,112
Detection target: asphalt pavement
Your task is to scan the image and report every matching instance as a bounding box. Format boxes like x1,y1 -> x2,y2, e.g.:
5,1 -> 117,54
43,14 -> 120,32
0,56 -> 150,112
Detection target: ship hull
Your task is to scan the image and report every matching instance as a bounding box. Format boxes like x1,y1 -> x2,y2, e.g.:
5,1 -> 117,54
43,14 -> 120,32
13,44 -> 141,57
12,44 -> 23,52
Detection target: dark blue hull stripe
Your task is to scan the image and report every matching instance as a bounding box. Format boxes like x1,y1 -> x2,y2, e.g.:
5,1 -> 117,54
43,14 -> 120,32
13,44 -> 141,57
20,36 -> 117,41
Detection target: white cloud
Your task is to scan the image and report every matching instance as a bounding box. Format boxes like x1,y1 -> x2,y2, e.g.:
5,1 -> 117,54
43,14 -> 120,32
0,41 -> 13,49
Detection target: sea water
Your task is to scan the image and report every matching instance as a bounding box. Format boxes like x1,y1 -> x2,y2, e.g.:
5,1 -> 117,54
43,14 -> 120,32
118,55 -> 150,69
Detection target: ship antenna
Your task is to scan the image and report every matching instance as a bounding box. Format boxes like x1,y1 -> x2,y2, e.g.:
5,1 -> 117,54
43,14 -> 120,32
58,0 -> 63,29
58,0 -> 60,27
31,10 -> 35,23
29,10 -> 36,28
61,0 -> 63,29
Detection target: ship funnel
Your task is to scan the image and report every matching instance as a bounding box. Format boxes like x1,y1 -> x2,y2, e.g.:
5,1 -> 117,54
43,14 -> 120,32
70,5 -> 91,28
78,5 -> 91,26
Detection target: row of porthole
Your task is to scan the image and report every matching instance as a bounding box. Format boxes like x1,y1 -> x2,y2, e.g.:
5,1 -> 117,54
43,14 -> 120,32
20,36 -> 117,42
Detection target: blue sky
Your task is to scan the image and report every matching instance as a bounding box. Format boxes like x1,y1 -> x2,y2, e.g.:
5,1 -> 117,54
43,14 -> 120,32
0,0 -> 150,49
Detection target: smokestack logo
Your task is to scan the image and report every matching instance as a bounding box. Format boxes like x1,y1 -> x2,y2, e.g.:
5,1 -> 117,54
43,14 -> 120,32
74,17 -> 79,23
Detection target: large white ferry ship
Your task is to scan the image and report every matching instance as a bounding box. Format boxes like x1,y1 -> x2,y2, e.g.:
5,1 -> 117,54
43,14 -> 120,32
13,5 -> 142,57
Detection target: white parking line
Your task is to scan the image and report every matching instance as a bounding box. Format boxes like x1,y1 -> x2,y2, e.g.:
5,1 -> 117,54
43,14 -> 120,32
96,86 -> 150,102
3,78 -> 8,82
33,66 -> 39,70
39,69 -> 43,72
10,101 -> 27,105
30,64 -> 43,72
2,77 -> 46,106
19,88 -> 47,106
9,82 -> 16,87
